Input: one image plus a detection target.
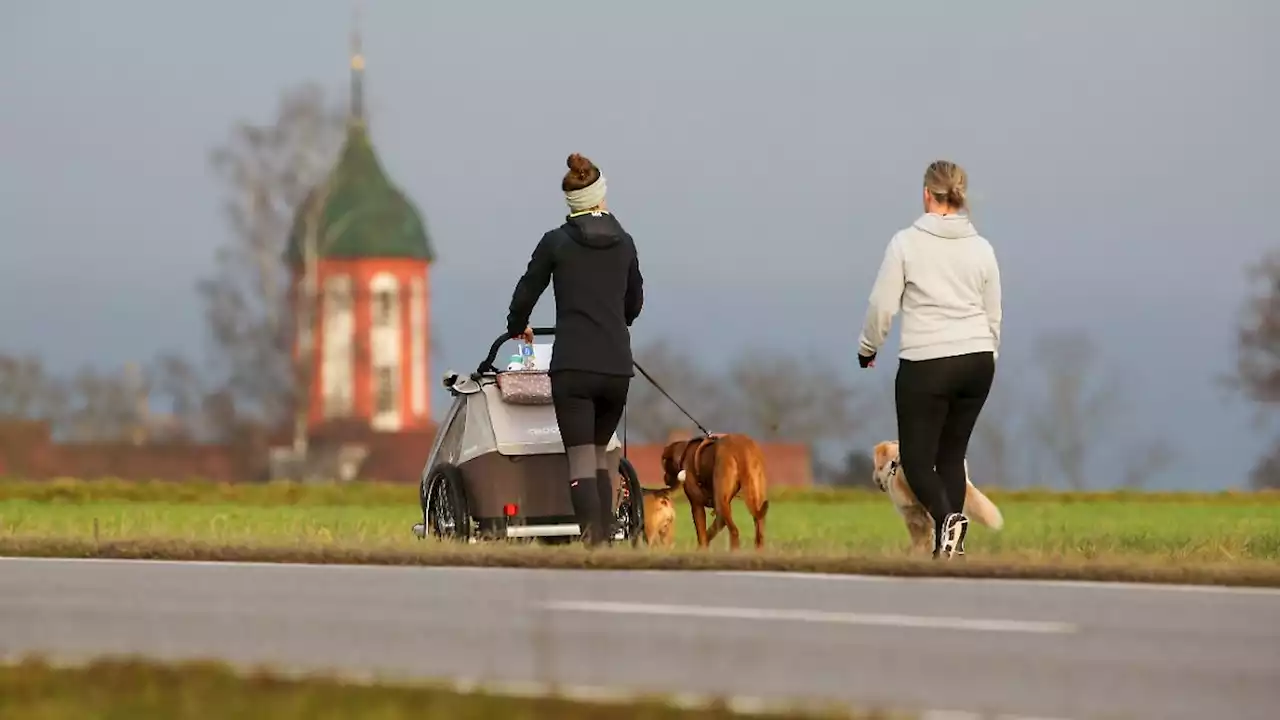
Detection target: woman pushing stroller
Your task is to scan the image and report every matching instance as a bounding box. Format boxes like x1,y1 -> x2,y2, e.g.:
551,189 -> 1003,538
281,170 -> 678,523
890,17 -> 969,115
506,153 -> 644,548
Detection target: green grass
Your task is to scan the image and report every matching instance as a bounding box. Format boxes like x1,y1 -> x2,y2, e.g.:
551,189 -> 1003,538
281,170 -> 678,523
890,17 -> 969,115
1,479 -> 1278,586
0,657 -> 887,719
1,495 -> 1277,561
4,477 -> 1278,507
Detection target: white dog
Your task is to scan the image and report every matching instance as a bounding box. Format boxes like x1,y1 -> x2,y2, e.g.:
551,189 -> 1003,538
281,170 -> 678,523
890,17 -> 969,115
871,440 -> 1004,555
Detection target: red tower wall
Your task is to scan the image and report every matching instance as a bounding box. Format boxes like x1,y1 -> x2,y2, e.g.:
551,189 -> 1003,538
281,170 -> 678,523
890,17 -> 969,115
292,257 -> 431,432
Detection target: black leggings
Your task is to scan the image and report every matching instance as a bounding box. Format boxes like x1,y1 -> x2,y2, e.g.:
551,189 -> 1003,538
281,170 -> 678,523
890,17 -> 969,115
550,370 -> 630,449
895,352 -> 995,546
550,369 -> 630,545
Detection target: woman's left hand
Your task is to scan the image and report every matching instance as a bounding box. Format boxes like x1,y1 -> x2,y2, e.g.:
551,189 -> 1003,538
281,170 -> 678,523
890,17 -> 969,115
514,326 -> 534,344
858,352 -> 876,369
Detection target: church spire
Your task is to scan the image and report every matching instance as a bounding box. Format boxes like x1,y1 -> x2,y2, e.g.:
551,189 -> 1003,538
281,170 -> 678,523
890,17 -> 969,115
349,1 -> 365,125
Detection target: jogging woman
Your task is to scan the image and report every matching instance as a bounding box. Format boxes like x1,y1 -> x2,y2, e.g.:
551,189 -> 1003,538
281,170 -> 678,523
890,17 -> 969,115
506,153 -> 644,547
856,160 -> 1002,559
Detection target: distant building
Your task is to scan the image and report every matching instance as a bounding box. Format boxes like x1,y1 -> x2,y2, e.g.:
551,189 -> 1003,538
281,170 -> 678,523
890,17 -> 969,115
285,31 -> 435,434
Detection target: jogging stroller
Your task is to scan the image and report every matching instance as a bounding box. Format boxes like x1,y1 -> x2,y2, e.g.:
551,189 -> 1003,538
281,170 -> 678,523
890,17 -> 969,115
411,326 -> 645,545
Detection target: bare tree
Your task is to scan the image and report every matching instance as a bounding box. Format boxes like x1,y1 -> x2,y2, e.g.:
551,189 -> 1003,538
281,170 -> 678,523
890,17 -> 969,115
721,350 -> 865,445
1234,250 -> 1280,403
199,84 -> 345,447
1,351 -> 225,445
624,339 -> 730,443
144,353 -> 209,442
1232,249 -> 1280,488
625,340 -> 871,455
1025,330 -> 1122,490
59,363 -> 149,443
1247,440 -> 1280,490
968,384 -> 1021,488
1118,437 -> 1176,489
814,449 -> 877,489
0,354 -> 70,429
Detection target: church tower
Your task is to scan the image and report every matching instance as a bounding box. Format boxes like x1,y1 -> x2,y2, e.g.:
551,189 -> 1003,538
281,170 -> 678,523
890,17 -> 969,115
286,23 -> 435,434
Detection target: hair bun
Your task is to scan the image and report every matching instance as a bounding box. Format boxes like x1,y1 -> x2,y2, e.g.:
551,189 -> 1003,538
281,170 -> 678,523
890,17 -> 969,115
566,152 -> 595,179
923,159 -> 969,211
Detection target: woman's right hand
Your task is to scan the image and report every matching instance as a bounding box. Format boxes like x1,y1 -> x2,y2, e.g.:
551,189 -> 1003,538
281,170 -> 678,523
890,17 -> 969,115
514,326 -> 534,344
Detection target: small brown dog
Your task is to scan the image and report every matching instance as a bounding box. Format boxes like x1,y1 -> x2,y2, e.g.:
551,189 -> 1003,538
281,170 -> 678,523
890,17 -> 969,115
640,486 -> 677,547
871,440 -> 1004,555
661,433 -> 769,550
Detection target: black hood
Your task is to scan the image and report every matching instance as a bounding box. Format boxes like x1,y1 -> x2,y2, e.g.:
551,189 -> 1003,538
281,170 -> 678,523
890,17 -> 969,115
564,212 -> 624,249
507,208 -> 644,376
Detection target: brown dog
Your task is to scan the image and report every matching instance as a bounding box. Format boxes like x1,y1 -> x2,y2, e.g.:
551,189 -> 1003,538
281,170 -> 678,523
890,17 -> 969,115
661,433 -> 769,550
640,486 -> 677,547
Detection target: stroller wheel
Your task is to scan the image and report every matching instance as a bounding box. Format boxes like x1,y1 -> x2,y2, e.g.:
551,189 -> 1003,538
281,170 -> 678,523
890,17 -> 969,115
616,457 -> 646,547
424,465 -> 473,542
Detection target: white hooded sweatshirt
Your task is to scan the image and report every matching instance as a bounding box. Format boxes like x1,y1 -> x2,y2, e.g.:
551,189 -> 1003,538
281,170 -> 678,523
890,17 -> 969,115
857,213 -> 1002,362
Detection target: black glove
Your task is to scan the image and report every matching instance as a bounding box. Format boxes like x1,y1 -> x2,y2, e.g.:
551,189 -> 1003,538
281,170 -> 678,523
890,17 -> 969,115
857,352 -> 876,368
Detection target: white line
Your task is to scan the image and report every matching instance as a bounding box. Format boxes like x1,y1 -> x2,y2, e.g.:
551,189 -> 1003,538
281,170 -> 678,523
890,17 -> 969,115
543,600 -> 1077,634
921,707 -> 1070,712
714,570 -> 1280,596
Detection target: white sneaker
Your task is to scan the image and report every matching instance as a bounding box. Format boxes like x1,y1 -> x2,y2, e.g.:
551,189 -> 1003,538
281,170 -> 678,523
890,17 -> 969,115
937,513 -> 969,559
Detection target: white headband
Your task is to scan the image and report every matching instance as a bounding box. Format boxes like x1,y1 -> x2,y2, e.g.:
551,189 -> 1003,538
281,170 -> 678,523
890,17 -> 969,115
564,174 -> 607,212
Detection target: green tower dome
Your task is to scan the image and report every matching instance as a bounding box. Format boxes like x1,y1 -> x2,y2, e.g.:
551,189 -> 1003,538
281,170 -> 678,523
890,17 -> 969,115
285,37 -> 434,265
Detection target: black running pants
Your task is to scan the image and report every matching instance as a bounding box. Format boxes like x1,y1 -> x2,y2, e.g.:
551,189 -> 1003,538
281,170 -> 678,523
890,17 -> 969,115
550,370 -> 630,449
894,351 -> 995,547
550,369 -> 631,545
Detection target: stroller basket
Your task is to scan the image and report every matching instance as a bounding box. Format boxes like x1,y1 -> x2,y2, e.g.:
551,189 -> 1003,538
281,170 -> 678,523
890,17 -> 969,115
494,369 -> 553,406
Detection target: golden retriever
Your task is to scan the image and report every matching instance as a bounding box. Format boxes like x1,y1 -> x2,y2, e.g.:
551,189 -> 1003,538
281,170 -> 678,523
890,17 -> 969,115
871,440 -> 1004,555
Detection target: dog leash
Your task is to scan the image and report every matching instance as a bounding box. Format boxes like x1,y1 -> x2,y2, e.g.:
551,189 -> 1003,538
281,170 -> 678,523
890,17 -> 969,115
632,360 -> 713,437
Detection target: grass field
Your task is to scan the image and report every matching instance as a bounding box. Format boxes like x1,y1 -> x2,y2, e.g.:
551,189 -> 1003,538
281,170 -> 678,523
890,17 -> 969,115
1,479 -> 1278,586
2,479 -> 1278,559
0,657 -> 885,719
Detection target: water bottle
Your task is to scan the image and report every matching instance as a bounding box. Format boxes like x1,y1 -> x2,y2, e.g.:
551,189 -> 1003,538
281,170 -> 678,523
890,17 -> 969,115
506,346 -> 524,372
520,340 -> 536,370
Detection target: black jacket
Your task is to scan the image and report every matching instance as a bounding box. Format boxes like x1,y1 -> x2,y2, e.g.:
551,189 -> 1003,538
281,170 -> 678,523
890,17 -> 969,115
506,211 -> 643,376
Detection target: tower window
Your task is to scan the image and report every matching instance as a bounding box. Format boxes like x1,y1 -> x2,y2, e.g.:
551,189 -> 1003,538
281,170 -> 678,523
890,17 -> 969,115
374,290 -> 395,327
321,274 -> 355,418
374,366 -> 395,414
368,273 -> 402,431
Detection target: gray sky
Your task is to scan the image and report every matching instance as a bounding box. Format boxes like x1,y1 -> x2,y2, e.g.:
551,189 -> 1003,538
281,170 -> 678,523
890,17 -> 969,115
2,1 -> 1276,489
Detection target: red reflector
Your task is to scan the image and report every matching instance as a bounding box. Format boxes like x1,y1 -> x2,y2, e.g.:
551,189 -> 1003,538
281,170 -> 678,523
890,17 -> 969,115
503,503 -> 518,517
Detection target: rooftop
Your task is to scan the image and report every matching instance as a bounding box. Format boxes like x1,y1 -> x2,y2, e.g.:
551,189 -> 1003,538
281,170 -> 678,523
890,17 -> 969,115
284,31 -> 434,265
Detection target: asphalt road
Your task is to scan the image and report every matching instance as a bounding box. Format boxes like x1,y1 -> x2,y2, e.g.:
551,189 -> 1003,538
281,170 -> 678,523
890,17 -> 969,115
1,558 -> 1278,720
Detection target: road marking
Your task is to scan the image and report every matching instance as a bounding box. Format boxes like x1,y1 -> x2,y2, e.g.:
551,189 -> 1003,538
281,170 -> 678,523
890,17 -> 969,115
714,570 -> 1280,596
921,707 -> 1070,712
543,600 -> 1077,634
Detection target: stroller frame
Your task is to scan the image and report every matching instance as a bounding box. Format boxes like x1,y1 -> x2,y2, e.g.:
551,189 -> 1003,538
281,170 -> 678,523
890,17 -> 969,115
411,326 -> 645,545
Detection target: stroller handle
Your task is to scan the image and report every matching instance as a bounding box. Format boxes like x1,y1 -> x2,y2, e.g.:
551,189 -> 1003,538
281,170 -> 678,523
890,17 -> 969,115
477,326 -> 556,375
